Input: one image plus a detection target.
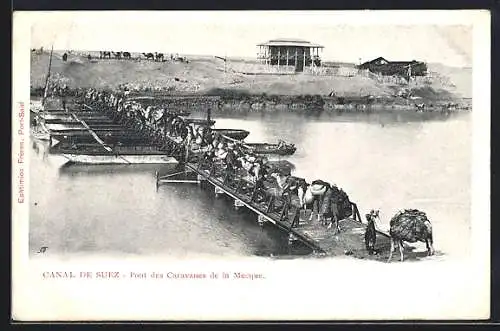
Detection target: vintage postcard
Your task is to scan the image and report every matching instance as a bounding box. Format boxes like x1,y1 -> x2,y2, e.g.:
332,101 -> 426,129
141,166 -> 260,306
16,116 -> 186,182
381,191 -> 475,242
12,10 -> 490,321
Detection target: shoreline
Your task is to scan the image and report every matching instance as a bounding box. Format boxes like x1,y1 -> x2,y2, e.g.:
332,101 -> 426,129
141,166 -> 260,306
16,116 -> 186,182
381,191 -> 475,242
31,90 -> 471,114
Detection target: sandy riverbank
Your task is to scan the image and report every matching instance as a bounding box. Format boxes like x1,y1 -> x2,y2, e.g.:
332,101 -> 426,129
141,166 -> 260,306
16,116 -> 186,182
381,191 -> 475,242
31,50 -> 472,112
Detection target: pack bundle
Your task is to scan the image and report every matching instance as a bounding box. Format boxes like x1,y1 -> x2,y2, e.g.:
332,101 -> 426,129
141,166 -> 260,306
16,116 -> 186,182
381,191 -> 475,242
328,185 -> 353,220
389,209 -> 431,242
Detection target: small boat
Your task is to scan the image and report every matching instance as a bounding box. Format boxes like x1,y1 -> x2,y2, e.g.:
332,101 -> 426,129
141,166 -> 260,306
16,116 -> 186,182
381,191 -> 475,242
43,118 -> 116,125
244,141 -> 297,156
48,128 -> 130,136
49,142 -> 178,165
36,107 -> 88,113
44,123 -> 124,131
50,132 -> 151,146
38,111 -> 108,119
48,128 -> 139,147
182,118 -> 216,126
50,129 -> 139,139
212,128 -> 250,140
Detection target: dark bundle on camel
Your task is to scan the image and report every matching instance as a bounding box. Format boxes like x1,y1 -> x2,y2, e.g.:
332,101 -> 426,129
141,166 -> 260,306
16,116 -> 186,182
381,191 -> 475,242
388,209 -> 435,262
327,185 -> 353,221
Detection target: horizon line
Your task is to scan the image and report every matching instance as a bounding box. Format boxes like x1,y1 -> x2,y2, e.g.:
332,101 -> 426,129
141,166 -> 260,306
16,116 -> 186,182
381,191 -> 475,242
32,48 -> 473,69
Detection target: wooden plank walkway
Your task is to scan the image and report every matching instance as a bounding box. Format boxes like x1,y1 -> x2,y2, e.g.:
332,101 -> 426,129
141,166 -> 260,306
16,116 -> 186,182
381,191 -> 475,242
184,162 -> 392,260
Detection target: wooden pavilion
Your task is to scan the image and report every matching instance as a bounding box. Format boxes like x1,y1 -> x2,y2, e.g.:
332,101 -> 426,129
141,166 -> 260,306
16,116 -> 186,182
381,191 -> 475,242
257,38 -> 324,72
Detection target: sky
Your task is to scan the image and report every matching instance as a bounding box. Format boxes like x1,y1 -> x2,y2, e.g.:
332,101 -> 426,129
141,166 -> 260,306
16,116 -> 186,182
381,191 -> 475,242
25,11 -> 475,67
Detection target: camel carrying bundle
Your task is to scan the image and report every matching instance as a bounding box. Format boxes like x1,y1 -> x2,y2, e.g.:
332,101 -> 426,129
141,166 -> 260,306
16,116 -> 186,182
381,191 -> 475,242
328,185 -> 353,220
389,209 -> 431,243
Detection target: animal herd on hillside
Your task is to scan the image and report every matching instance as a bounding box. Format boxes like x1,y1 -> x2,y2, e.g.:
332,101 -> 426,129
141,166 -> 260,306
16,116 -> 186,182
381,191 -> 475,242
31,48 -> 190,63
98,51 -> 176,62
56,49 -> 190,63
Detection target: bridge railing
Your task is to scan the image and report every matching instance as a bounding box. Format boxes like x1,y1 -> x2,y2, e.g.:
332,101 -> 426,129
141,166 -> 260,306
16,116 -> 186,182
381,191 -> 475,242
192,155 -> 299,226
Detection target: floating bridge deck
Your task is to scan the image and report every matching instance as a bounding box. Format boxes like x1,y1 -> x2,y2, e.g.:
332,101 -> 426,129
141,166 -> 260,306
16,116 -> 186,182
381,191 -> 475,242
41,98 -> 393,260
159,159 -> 392,260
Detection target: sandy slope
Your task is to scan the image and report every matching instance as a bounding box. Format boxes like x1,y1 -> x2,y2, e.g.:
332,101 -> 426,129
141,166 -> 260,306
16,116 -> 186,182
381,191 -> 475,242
31,51 -> 471,100
427,63 -> 472,99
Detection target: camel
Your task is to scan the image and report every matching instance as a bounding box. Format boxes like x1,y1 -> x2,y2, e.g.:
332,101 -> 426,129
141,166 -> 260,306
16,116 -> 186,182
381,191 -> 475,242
155,52 -> 164,62
143,53 -> 155,60
298,180 -> 352,233
123,52 -> 131,59
387,209 -> 435,262
113,51 -> 122,59
100,51 -> 111,59
298,180 -> 330,221
317,186 -> 342,233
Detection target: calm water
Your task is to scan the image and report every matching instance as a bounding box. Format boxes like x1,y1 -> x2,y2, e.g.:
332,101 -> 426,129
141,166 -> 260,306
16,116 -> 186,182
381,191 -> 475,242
29,110 -> 471,259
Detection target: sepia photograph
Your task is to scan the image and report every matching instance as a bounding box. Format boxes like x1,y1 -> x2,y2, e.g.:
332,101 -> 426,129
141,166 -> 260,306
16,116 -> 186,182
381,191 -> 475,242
12,10 -> 490,321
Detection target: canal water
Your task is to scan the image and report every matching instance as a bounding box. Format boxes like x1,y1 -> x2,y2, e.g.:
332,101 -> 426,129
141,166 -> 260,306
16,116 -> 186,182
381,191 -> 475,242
29,110 -> 471,260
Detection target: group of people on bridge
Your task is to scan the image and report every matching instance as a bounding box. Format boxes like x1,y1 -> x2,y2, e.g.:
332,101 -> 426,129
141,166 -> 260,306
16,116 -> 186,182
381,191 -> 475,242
81,88 -> 352,232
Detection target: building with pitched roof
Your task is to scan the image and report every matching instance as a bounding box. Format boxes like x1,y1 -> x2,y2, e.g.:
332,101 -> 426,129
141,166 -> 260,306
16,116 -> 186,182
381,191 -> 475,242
358,57 -> 428,78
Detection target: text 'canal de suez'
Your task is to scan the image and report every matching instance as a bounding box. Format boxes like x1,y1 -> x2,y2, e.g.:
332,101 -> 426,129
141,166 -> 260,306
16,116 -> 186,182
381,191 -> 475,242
42,271 -> 266,280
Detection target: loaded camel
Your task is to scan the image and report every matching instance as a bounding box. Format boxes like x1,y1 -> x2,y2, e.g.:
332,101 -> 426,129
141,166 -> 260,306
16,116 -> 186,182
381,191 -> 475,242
113,51 -> 122,59
155,52 -> 164,62
319,185 -> 342,233
143,52 -> 155,61
387,209 -> 435,262
272,174 -> 344,233
298,180 -> 337,223
100,51 -> 112,59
